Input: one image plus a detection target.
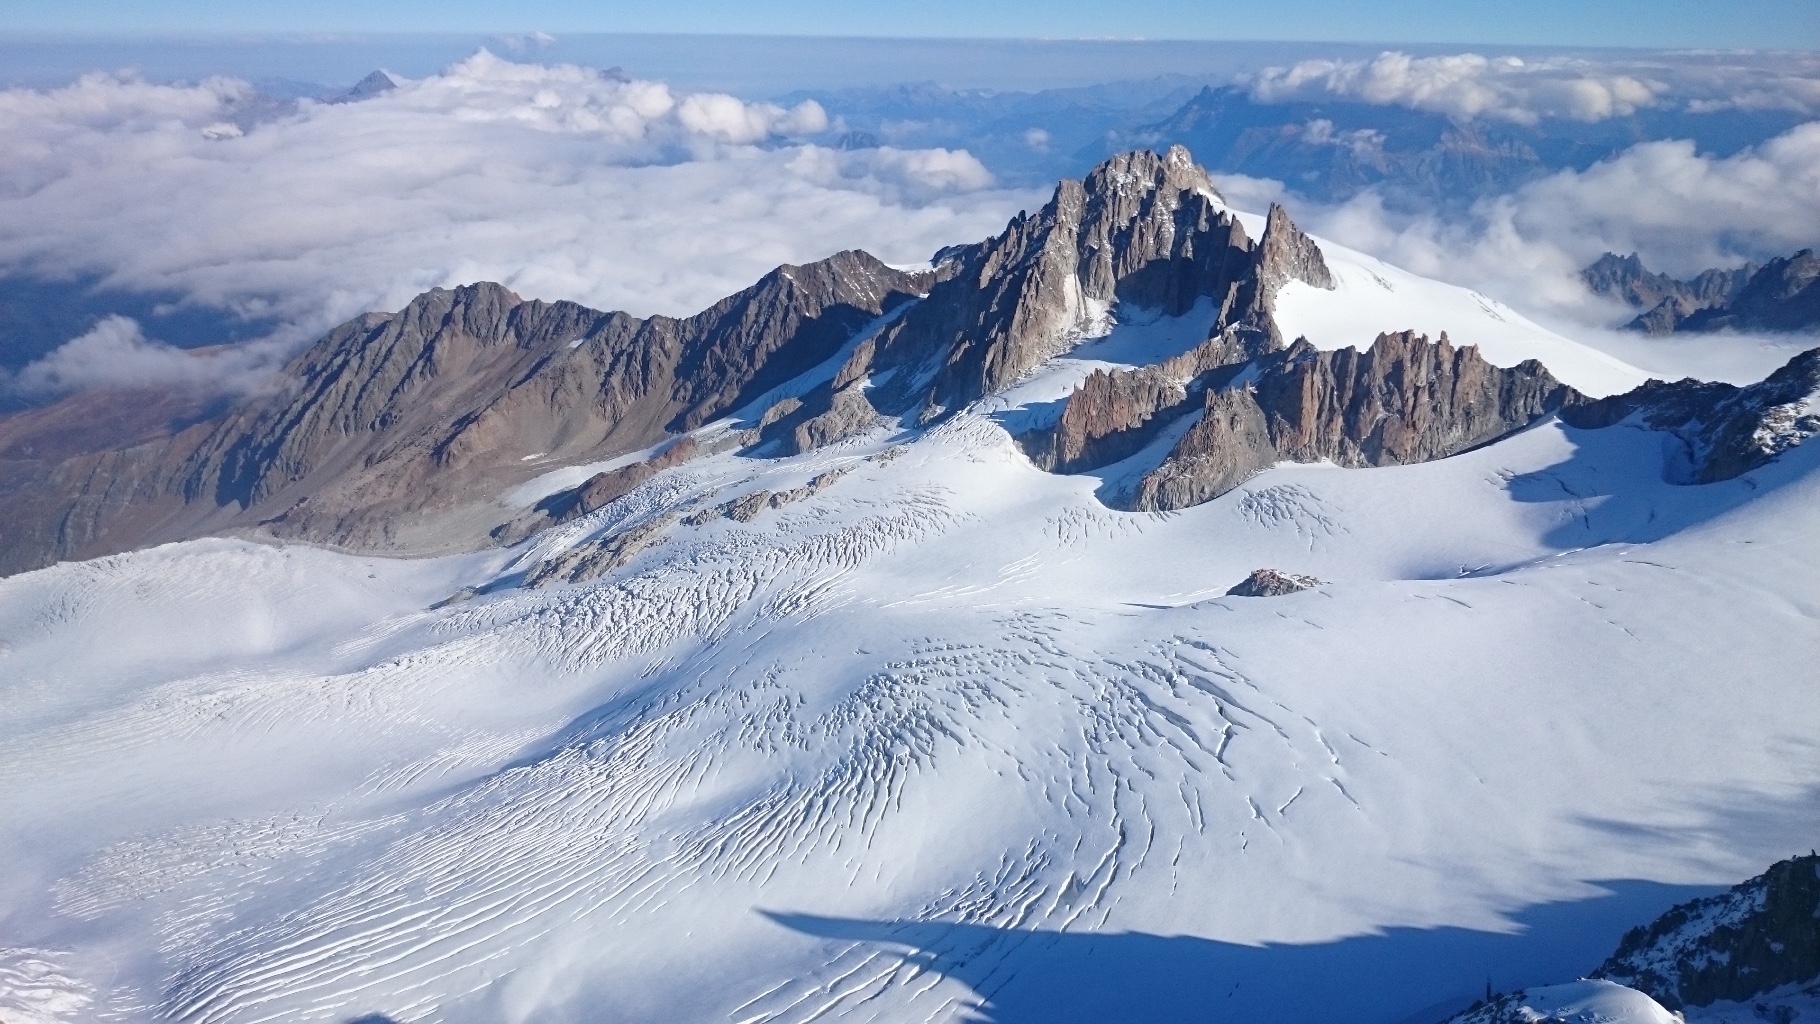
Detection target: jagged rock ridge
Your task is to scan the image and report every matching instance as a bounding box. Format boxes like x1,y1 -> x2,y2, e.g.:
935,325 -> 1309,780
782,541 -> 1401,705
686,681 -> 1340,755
1021,330 -> 1580,513
1562,346 -> 1820,483
0,251 -> 927,575
1584,249 -> 1820,336
826,145 -> 1334,438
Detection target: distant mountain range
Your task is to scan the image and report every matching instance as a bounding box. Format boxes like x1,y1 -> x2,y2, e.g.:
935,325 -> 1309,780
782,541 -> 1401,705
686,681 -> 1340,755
1585,249 -> 1820,335
790,80 -> 1809,209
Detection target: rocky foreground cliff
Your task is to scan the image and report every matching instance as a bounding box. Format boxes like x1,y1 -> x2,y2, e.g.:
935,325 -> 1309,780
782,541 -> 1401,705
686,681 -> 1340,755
1441,853 -> 1820,1024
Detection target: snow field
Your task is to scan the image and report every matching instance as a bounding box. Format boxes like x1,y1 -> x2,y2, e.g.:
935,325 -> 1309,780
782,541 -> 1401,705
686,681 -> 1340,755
1,272 -> 1817,1024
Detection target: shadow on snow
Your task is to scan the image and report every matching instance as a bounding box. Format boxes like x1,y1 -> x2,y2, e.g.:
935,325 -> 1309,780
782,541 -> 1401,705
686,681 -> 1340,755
765,879 -> 1719,1024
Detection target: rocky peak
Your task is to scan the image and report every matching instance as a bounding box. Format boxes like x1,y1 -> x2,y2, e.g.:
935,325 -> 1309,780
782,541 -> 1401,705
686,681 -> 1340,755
1258,202 -> 1336,294
1582,250 -> 1777,335
1674,248 -> 1820,334
1226,569 -> 1324,597
836,146 -> 1324,426
329,69 -> 399,104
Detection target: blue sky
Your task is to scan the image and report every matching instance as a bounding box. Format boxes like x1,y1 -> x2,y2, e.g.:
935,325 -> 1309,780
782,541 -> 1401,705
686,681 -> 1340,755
2,0 -> 1815,49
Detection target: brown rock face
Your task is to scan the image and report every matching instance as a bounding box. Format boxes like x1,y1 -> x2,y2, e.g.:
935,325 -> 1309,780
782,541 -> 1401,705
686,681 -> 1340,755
0,250 -> 925,575
1022,366 -> 1191,474
1119,331 -> 1579,511
1257,202 -> 1335,294
1129,385 -> 1278,512
788,383 -> 881,455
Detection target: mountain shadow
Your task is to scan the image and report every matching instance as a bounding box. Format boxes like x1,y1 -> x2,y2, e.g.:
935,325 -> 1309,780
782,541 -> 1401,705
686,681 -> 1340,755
1503,417 -> 1820,551
765,880 -> 1718,1024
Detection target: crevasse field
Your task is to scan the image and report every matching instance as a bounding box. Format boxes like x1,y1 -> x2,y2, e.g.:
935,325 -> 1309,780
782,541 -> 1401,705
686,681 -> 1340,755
2,231 -> 1817,1024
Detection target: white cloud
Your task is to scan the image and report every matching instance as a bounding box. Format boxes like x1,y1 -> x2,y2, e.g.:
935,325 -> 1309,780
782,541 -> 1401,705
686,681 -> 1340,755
0,51 -> 1033,395
7,316 -> 288,398
1245,50 -> 1820,123
1247,51 -> 1670,124
494,31 -> 558,54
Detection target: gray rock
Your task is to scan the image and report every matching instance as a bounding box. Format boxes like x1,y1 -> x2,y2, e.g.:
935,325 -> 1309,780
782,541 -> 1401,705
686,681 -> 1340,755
723,491 -> 771,523
1581,249 -> 1820,336
1674,249 -> 1820,335
1584,251 -> 1754,322
1561,346 -> 1820,482
521,515 -> 674,588
1119,331 -> 1579,511
1225,568 -> 1324,597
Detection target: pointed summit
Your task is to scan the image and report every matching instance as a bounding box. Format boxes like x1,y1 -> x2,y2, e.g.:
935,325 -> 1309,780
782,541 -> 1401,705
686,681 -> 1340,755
333,70 -> 398,104
833,145 -> 1279,422
1259,202 -> 1335,294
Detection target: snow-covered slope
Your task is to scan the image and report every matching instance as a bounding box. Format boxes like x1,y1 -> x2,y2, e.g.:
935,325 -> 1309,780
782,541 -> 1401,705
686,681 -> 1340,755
1246,211 -> 1652,398
1446,980 -> 1681,1024
2,258 -> 1818,1024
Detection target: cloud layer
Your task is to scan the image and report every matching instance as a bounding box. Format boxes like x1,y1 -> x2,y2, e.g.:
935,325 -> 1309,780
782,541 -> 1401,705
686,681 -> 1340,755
5,316 -> 289,398
1269,120 -> 1820,330
1245,50 -> 1820,123
0,51 -> 1029,396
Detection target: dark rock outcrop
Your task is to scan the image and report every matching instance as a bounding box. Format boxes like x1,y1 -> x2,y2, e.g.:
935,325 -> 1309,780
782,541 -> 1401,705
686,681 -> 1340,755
0,251 -> 927,575
1675,249 -> 1820,335
1584,250 -> 1819,336
1226,569 -> 1323,597
789,383 -> 881,454
1054,330 -> 1580,512
1584,251 -> 1754,318
1562,346 -> 1820,482
1595,852 -> 1820,1010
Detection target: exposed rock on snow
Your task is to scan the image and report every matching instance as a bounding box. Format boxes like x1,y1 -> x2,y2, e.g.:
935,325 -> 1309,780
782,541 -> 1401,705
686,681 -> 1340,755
1563,347 -> 1820,483
520,514 -> 675,588
788,383 -> 881,454
495,437 -> 702,544
1258,201 -> 1335,295
1440,980 -> 1681,1024
1226,568 -> 1324,597
1596,853 -> 1820,1011
1119,331 -> 1577,511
